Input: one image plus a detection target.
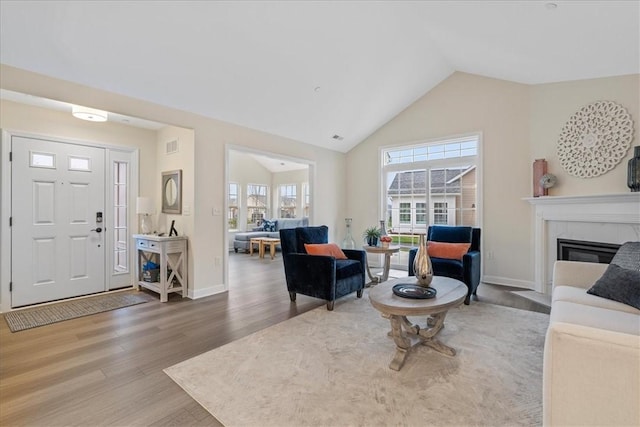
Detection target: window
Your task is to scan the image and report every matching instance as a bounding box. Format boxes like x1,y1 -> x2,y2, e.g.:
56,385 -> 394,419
416,202 -> 427,224
113,161 -> 128,273
303,183 -> 310,217
228,183 -> 239,230
68,156 -> 90,171
30,151 -> 55,168
399,202 -> 411,223
382,134 -> 480,269
278,184 -> 297,218
247,184 -> 268,224
433,202 -> 448,225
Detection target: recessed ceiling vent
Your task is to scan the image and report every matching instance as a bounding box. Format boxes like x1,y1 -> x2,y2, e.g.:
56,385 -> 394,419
166,139 -> 179,155
332,135 -> 344,141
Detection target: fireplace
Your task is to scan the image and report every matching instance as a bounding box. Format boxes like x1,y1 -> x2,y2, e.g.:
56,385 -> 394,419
525,193 -> 640,294
557,238 -> 620,264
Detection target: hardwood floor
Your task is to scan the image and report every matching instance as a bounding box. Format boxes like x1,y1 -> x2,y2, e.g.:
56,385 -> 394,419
0,253 -> 548,426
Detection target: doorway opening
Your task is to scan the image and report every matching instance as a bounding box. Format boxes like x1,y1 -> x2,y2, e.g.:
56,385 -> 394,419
225,145 -> 314,291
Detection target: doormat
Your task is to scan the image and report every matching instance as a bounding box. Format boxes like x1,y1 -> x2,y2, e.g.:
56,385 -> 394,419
3,292 -> 155,332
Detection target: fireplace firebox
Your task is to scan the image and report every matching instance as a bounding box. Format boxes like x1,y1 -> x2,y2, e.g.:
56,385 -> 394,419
557,239 -> 621,264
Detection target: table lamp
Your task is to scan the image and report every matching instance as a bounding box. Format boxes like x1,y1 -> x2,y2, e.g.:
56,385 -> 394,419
136,196 -> 154,234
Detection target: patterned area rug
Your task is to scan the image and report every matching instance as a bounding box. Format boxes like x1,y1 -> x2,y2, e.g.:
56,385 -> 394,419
4,291 -> 155,332
165,292 -> 549,427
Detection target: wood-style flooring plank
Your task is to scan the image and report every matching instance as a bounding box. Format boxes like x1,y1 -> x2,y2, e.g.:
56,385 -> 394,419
0,251 -> 547,426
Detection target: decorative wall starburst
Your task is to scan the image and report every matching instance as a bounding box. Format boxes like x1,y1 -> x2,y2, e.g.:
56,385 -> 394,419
557,101 -> 634,178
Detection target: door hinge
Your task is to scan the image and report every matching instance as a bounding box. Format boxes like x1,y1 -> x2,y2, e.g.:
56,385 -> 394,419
9,217 -> 12,227
9,151 -> 12,161
9,282 -> 12,292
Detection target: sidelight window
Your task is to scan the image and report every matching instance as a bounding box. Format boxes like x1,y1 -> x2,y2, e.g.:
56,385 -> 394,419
113,161 -> 128,273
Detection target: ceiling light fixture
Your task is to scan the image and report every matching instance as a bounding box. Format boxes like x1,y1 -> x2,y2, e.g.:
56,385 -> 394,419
332,134 -> 344,141
72,105 -> 108,122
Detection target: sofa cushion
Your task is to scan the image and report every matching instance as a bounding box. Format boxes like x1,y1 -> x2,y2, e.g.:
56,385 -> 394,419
611,241 -> 640,270
276,217 -> 309,230
428,225 -> 472,243
428,241 -> 471,260
587,263 -> 640,310
335,259 -> 363,280
430,257 -> 463,280
296,226 -> 328,252
262,219 -> 277,232
304,243 -> 347,259
234,231 -> 269,241
550,300 -> 640,336
553,285 -> 640,315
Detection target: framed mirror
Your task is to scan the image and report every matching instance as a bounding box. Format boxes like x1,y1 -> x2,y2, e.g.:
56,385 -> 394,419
162,170 -> 182,214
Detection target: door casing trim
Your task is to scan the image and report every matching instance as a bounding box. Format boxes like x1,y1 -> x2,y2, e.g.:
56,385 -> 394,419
0,129 -> 139,313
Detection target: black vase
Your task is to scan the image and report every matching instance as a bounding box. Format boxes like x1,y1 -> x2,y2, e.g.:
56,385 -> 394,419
628,146 -> 640,192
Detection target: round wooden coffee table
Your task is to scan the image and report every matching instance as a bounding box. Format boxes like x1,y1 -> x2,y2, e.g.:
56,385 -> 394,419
369,276 -> 467,371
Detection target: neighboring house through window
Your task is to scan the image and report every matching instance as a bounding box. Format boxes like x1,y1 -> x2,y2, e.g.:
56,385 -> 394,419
278,184 -> 297,218
247,184 -> 268,225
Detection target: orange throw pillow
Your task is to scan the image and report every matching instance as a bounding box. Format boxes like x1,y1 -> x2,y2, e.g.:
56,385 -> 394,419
304,243 -> 348,259
427,241 -> 471,260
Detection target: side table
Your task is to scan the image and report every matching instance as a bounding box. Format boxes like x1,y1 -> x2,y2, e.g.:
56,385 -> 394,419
364,245 -> 400,284
133,234 -> 188,302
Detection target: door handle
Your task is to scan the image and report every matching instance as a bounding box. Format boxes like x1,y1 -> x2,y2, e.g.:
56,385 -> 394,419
90,227 -> 103,233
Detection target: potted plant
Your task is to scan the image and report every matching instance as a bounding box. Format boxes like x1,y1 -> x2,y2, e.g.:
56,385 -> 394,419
363,226 -> 381,247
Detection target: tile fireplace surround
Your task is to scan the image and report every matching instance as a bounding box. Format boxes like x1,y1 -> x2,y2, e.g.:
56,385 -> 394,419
525,193 -> 640,295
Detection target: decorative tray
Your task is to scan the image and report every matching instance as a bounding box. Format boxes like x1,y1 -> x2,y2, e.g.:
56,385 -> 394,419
392,284 -> 437,299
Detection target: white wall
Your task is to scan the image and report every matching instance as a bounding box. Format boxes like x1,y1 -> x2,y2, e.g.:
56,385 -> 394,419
155,126 -> 195,236
348,72 -> 532,287
347,71 -> 639,290
0,64 -> 348,300
0,99 -> 158,193
0,98 -> 160,309
530,74 -> 640,196
6,65 -> 631,296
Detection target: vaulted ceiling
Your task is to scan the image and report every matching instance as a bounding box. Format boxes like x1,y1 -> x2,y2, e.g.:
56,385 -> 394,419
1,1 -> 638,153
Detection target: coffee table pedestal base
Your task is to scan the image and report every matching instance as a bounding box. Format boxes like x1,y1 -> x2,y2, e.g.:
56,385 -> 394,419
384,311 -> 455,371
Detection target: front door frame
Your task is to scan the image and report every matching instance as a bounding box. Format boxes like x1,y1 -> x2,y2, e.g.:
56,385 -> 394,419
0,129 -> 139,312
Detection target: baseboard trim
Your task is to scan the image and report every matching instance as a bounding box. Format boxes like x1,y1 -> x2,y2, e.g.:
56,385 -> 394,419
189,284 -> 227,299
482,275 -> 534,290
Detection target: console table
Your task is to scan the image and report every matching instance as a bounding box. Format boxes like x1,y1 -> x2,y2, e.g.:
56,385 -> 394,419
133,234 -> 188,302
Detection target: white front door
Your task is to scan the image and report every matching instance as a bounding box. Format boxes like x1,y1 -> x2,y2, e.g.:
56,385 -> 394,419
11,136 -> 106,307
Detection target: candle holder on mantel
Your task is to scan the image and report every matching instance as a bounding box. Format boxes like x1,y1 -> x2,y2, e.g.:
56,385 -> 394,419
533,159 -> 548,197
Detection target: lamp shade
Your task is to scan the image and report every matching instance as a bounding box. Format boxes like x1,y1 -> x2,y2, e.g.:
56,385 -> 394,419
136,197 -> 154,215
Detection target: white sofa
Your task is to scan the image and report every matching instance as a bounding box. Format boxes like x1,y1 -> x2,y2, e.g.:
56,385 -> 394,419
232,217 -> 308,253
543,260 -> 640,426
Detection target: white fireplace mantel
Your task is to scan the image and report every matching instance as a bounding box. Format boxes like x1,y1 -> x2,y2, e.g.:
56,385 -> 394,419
525,193 -> 640,294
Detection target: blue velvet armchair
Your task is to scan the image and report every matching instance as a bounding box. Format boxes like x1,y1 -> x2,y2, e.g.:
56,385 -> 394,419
408,225 -> 481,305
279,226 -> 366,310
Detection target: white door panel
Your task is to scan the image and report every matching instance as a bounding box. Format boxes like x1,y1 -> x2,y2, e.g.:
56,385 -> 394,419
12,136 -> 106,307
